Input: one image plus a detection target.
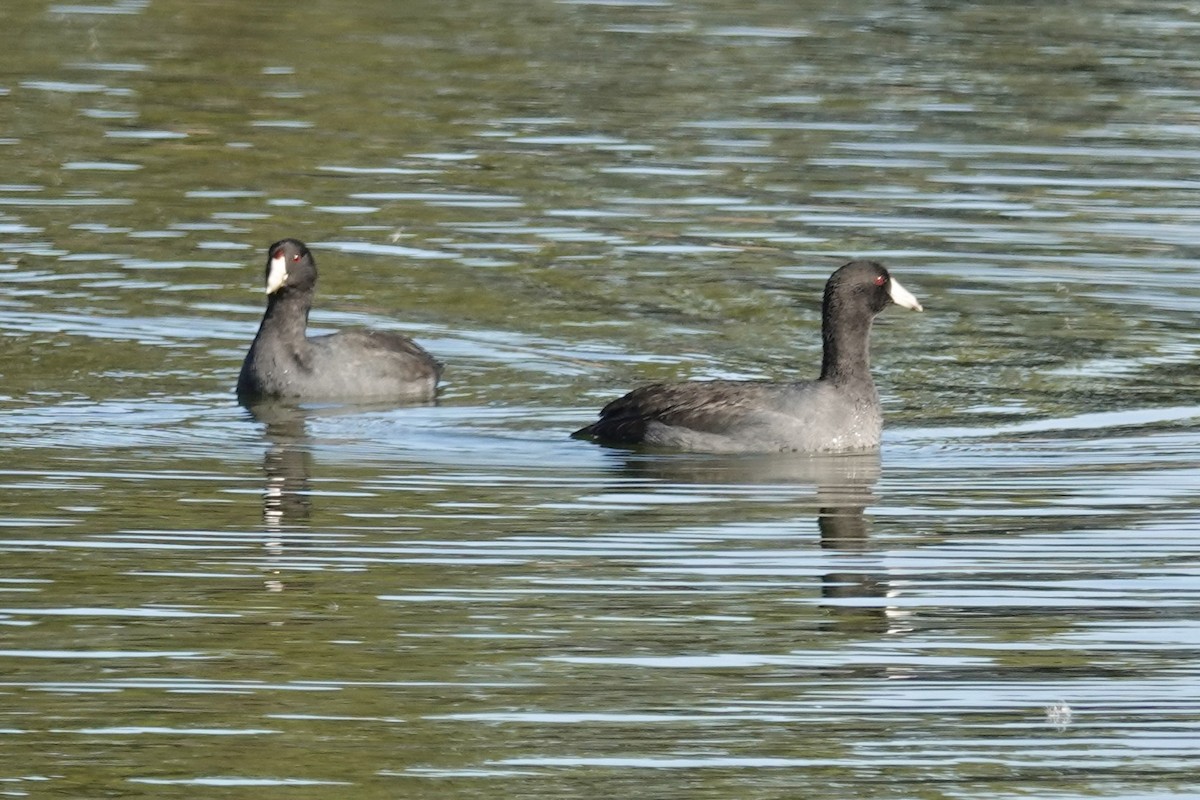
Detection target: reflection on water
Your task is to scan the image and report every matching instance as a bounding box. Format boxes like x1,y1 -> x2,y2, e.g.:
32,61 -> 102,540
1,0 -> 1200,797
249,402 -> 313,595
250,402 -> 314,537
623,450 -> 895,634
817,494 -> 889,632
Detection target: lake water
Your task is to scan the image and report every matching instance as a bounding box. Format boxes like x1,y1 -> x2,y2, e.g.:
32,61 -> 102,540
2,0 -> 1199,797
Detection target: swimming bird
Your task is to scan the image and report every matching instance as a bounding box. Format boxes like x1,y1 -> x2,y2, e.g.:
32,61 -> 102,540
573,260 -> 922,453
237,238 -> 441,403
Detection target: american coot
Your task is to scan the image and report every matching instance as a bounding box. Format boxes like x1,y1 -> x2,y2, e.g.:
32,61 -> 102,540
237,238 -> 442,403
573,260 -> 922,453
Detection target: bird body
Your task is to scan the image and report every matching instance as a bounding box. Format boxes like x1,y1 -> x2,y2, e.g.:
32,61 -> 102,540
237,239 -> 441,403
574,260 -> 921,453
583,378 -> 883,454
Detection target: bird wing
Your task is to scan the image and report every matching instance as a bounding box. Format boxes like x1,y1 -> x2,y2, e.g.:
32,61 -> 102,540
579,381 -> 786,443
313,330 -> 443,382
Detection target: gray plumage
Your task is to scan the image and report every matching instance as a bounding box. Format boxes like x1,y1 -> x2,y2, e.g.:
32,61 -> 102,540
574,260 -> 922,453
237,238 -> 441,403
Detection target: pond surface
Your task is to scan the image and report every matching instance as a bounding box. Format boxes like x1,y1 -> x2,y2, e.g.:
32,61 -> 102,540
2,0 -> 1199,797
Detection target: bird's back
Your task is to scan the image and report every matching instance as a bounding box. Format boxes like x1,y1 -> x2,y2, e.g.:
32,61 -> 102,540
239,328 -> 441,402
574,379 -> 881,453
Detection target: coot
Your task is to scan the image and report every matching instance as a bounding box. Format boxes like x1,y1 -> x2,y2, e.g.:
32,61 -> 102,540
237,238 -> 441,403
573,260 -> 922,453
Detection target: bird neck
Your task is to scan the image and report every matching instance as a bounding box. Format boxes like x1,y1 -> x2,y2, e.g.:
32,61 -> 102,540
257,289 -> 312,343
819,311 -> 874,386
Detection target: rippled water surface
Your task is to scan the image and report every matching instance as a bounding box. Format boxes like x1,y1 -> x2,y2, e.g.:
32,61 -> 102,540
2,0 -> 1199,797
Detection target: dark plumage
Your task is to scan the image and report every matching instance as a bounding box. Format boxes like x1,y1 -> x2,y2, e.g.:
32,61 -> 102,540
573,260 -> 922,453
237,238 -> 441,403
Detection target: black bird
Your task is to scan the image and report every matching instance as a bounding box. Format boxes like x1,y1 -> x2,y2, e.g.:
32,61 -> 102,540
237,238 -> 441,403
574,260 -> 922,453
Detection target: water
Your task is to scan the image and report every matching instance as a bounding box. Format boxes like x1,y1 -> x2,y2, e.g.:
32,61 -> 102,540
2,0 -> 1199,797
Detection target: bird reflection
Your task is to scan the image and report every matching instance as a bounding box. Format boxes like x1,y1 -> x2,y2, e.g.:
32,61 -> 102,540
604,449 -> 894,633
245,401 -> 315,532
814,485 -> 890,633
244,401 -> 316,593
243,398 -> 436,594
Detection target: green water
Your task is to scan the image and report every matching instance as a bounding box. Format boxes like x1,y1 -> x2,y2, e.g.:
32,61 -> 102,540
1,0 -> 1198,797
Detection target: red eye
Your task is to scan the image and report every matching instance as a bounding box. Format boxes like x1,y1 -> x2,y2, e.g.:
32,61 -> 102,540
292,253 -> 301,262
874,275 -> 886,286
